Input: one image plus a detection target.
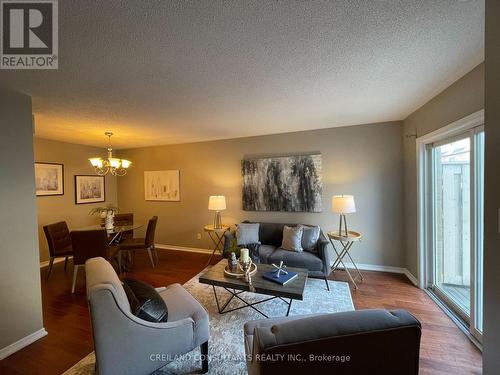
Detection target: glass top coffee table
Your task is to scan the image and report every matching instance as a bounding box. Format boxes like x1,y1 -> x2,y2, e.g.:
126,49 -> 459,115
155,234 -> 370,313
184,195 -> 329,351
199,260 -> 308,318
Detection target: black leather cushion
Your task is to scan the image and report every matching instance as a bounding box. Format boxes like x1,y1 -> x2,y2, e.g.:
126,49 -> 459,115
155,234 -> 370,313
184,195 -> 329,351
123,279 -> 168,322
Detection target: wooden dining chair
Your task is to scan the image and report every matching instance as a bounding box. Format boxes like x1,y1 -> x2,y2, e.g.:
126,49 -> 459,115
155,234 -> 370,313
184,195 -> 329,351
43,221 -> 74,280
118,216 -> 158,268
70,229 -> 120,293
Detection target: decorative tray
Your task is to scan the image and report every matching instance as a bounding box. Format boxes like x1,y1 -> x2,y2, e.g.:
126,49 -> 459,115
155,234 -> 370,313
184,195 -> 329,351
224,263 -> 258,279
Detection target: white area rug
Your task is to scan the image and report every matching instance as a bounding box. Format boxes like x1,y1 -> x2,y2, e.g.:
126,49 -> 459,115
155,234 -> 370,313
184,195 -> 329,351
63,272 -> 354,375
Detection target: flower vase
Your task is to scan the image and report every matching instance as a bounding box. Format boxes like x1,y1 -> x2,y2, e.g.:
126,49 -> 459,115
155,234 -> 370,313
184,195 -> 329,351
105,213 -> 114,230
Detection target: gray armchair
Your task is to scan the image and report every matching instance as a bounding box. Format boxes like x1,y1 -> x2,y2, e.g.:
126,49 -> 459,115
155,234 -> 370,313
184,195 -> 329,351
85,257 -> 209,375
224,222 -> 333,290
244,309 -> 421,375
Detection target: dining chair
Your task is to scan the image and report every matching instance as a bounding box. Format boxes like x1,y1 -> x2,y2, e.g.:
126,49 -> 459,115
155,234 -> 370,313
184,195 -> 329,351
43,221 -> 74,280
119,216 -> 158,268
70,229 -> 120,293
113,213 -> 134,240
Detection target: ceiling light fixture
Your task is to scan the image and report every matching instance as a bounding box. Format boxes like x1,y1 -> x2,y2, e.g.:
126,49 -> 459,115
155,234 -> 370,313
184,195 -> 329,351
89,132 -> 131,176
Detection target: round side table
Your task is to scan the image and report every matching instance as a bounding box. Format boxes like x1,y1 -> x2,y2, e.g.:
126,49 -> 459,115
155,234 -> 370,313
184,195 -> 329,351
204,224 -> 230,266
327,230 -> 363,289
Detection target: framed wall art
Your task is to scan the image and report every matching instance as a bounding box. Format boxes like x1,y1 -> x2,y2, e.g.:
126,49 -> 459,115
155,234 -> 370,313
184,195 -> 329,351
242,154 -> 322,212
144,170 -> 180,201
75,175 -> 105,204
35,162 -> 64,196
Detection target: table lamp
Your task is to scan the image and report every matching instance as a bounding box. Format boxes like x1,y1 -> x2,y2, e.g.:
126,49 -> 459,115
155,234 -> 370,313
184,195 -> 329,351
331,195 -> 356,237
208,195 -> 226,229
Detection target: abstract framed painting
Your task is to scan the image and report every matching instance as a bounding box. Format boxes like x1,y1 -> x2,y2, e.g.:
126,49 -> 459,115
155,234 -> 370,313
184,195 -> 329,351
242,154 -> 322,212
144,170 -> 181,201
35,162 -> 64,196
75,175 -> 105,204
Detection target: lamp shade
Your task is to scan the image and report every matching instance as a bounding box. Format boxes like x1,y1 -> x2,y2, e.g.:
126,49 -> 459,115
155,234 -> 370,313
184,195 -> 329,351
331,195 -> 356,214
208,195 -> 226,211
89,157 -> 103,168
121,159 -> 131,168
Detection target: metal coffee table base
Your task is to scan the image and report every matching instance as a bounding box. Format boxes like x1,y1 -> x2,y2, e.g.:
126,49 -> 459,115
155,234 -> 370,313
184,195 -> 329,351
212,285 -> 293,318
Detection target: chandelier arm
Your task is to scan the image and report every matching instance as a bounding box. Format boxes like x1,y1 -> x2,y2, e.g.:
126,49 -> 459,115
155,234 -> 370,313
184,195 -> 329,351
114,168 -> 127,177
94,167 -> 105,176
94,165 -> 110,176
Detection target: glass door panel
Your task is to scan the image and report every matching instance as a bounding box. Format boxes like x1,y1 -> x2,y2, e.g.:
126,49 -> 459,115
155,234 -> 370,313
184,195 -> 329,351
432,137 -> 471,316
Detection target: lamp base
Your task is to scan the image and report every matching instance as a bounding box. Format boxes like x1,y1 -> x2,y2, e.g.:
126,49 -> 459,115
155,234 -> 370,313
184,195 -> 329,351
338,214 -> 349,237
213,211 -> 223,229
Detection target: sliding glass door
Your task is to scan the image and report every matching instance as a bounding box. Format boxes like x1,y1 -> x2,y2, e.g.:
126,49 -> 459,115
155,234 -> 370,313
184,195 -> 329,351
426,126 -> 484,342
432,136 -> 471,316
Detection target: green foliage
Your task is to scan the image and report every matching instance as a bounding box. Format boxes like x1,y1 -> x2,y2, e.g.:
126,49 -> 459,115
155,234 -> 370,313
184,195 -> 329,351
89,205 -> 120,216
228,238 -> 240,257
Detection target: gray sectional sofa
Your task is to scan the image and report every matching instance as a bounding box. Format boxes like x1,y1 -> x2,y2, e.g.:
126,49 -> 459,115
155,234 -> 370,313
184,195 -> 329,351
224,221 -> 333,290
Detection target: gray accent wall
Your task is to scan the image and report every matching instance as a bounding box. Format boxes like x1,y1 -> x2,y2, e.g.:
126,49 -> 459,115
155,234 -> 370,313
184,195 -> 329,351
117,121 -> 405,268
403,63 -> 484,277
34,138 -> 118,263
0,86 -> 44,351
484,1 -> 500,372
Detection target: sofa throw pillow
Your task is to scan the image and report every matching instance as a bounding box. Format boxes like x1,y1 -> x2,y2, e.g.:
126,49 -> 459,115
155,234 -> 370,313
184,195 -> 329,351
302,225 -> 320,252
281,225 -> 304,252
123,279 -> 168,323
236,223 -> 260,246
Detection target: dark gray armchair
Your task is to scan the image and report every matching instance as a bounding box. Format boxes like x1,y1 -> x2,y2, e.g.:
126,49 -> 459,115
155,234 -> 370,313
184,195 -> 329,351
224,222 -> 333,290
85,257 -> 209,375
244,309 -> 421,375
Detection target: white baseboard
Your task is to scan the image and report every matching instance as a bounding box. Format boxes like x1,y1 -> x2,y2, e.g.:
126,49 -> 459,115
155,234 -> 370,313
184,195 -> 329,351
155,243 -> 212,254
39,257 -> 71,268
403,269 -> 419,287
157,244 -> 420,286
0,328 -> 47,360
342,262 -> 419,287
342,262 -> 405,274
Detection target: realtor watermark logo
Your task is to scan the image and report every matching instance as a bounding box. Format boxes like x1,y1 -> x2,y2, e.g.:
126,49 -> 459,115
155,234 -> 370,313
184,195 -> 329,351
0,0 -> 58,69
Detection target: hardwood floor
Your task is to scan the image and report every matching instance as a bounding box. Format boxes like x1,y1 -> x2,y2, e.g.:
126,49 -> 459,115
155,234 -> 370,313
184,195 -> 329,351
0,250 -> 482,374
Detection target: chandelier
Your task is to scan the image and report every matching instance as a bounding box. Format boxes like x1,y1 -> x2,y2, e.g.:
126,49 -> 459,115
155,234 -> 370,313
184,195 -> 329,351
89,132 -> 131,176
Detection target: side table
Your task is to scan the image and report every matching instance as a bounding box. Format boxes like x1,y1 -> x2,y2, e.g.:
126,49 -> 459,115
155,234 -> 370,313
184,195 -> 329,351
204,224 -> 230,266
327,230 -> 364,289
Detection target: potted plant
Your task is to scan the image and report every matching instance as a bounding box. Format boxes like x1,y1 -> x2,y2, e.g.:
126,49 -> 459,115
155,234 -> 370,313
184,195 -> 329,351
227,238 -> 239,257
89,205 -> 119,230
227,238 -> 239,272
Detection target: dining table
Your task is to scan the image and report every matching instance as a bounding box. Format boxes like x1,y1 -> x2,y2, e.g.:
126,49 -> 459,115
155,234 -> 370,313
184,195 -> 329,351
73,223 -> 143,273
74,223 -> 143,245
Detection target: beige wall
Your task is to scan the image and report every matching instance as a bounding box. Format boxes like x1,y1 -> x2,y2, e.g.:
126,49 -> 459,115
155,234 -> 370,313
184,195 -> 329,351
0,86 -> 44,351
483,0 -> 500,371
117,121 -> 405,268
34,138 -> 118,262
402,63 -> 484,276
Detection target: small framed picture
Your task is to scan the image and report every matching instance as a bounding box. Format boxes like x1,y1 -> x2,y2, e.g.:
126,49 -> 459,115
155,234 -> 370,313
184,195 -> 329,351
75,175 -> 105,204
35,163 -> 64,196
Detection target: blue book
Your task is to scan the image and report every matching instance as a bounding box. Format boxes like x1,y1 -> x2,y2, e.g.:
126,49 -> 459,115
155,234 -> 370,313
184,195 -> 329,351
263,270 -> 298,285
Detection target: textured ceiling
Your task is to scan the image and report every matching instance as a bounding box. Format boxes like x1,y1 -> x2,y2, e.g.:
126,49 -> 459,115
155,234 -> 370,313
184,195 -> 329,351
0,1 -> 484,149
